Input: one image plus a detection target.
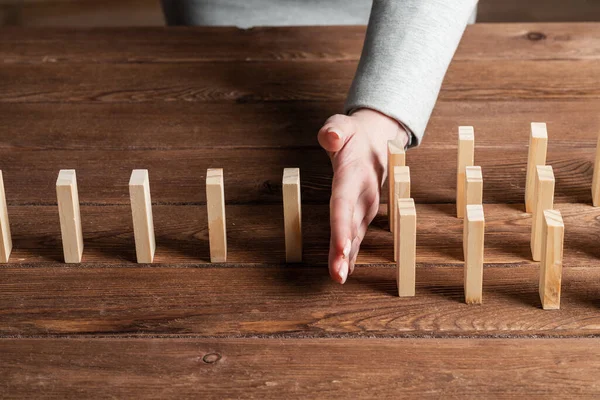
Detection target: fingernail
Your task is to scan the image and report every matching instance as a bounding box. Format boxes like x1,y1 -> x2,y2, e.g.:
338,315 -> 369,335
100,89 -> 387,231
339,262 -> 348,284
327,128 -> 342,140
343,239 -> 351,259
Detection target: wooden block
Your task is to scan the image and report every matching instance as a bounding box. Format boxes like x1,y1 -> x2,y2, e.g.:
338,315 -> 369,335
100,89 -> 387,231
283,168 -> 302,263
206,168 -> 227,263
396,198 -> 416,297
393,166 -> 411,262
525,122 -> 548,213
531,165 -> 555,262
56,169 -> 83,263
592,133 -> 600,207
456,126 -> 475,218
464,204 -> 485,305
464,166 -> 483,208
129,169 -> 156,264
463,166 -> 483,256
387,140 -> 406,232
540,209 -> 564,310
0,171 -> 12,263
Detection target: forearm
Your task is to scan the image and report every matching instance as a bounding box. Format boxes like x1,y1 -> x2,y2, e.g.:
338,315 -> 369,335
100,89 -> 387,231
345,0 -> 478,147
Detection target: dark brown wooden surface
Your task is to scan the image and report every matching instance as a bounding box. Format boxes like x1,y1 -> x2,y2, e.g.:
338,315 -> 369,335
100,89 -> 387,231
3,338 -> 600,399
1,24 -> 600,397
3,1 -> 600,27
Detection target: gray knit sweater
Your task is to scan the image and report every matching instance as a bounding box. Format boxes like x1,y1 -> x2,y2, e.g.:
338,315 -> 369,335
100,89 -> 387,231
162,0 -> 479,146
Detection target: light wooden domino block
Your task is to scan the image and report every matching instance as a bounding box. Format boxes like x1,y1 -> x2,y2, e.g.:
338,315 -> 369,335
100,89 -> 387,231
540,209 -> 564,310
463,166 -> 483,256
396,198 -> 416,297
464,204 -> 484,305
129,169 -> 156,263
592,133 -> 600,207
393,166 -> 410,262
456,126 -> 475,218
387,140 -> 406,232
206,168 -> 227,263
525,122 -> 548,213
283,168 -> 302,263
56,169 -> 84,263
531,165 -> 555,262
0,171 -> 12,263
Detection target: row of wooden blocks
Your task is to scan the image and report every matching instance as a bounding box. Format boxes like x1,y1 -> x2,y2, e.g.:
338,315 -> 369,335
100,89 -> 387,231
387,123 -> 568,309
0,168 -> 304,264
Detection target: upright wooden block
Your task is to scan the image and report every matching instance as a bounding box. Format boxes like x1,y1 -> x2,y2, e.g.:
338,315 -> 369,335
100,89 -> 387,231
129,169 -> 156,263
456,126 -> 475,218
396,198 -> 416,297
464,166 -> 483,209
387,140 -> 406,232
0,171 -> 12,263
525,122 -> 548,213
393,166 -> 411,262
283,168 -> 302,263
464,204 -> 484,305
540,209 -> 564,310
592,133 -> 600,207
531,166 -> 555,262
56,169 -> 83,263
206,168 -> 227,263
463,166 -> 483,256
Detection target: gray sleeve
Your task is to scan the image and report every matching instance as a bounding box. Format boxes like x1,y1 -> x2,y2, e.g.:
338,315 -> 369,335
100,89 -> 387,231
345,0 -> 478,147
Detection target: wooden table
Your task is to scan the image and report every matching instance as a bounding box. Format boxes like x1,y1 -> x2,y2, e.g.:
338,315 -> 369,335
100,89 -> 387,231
1,23 -> 600,398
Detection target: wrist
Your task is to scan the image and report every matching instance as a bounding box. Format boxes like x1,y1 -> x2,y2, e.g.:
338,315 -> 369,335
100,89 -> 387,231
350,108 -> 409,148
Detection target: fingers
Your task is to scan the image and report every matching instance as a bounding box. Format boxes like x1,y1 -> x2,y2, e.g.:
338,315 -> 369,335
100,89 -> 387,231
317,114 -> 357,154
348,191 -> 379,275
328,196 -> 354,284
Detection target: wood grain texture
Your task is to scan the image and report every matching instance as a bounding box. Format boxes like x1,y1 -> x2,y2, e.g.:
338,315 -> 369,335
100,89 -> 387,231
2,59 -> 600,104
1,100 -> 598,150
2,203 -> 600,266
3,24 -> 600,64
3,265 -> 600,337
2,338 -> 600,398
478,0 -> 600,23
0,146 -> 595,205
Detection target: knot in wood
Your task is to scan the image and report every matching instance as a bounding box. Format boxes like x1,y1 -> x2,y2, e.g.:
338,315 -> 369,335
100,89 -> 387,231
526,32 -> 546,41
202,352 -> 222,364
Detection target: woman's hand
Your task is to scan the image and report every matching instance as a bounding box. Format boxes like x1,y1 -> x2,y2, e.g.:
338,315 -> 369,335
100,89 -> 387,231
317,108 -> 409,283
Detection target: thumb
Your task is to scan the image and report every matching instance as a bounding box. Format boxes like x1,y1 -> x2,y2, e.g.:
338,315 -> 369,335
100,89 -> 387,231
317,114 -> 356,153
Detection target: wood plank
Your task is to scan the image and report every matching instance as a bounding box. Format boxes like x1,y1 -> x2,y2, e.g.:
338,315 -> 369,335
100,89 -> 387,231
2,264 -> 600,337
1,100 -> 599,151
478,0 -> 600,23
0,146 -> 595,205
2,60 -> 600,104
8,0 -> 164,28
3,24 -> 600,64
1,202 -> 600,267
2,338 -> 600,398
